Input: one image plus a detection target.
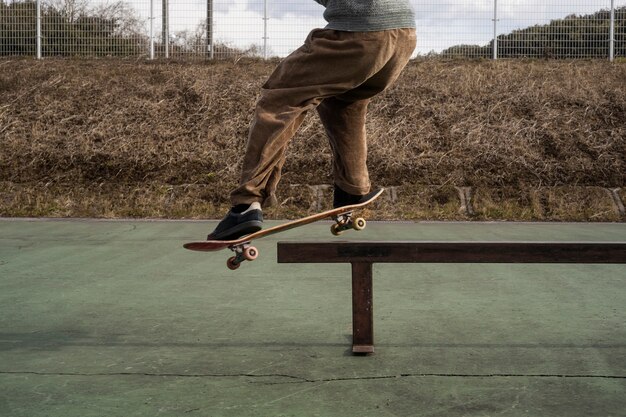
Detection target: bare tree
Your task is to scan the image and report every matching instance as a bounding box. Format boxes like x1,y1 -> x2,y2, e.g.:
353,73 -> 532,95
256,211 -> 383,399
46,0 -> 88,23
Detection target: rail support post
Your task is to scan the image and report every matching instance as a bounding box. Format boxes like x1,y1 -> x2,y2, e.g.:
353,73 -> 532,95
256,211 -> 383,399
351,262 -> 374,353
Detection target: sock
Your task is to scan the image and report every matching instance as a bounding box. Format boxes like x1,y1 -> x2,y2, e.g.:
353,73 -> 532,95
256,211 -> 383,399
231,202 -> 262,214
231,204 -> 249,214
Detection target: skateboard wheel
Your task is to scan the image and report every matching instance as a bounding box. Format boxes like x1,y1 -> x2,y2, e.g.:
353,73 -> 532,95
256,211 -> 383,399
227,256 -> 241,270
243,246 -> 259,261
353,217 -> 366,231
331,223 -> 343,236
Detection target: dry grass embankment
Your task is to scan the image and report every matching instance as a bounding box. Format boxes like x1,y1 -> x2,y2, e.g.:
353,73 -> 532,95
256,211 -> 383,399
1,58 -> 625,220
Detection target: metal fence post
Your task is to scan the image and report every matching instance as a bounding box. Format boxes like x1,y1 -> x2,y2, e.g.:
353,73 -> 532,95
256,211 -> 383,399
263,0 -> 268,59
162,0 -> 169,59
492,0 -> 498,60
610,0 -> 615,61
36,0 -> 41,59
207,0 -> 214,59
149,0 -> 154,59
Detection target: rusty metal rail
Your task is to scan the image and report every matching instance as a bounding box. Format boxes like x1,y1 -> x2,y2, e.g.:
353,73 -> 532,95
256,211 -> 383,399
277,241 -> 626,354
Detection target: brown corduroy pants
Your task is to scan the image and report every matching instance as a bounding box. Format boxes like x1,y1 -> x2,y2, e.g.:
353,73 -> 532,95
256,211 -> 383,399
230,28 -> 416,206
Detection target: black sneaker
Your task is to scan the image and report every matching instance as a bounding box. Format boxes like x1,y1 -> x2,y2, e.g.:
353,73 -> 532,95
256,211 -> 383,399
207,203 -> 263,241
333,185 -> 381,208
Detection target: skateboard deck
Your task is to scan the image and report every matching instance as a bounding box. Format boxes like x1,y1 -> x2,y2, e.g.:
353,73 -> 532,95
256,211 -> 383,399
184,188 -> 384,269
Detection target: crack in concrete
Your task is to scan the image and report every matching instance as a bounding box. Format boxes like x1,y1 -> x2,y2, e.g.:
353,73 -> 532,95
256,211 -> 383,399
1,370 -> 624,384
0,370 -> 309,382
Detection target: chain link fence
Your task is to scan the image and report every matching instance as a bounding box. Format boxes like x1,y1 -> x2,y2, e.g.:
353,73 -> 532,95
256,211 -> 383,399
1,0 -> 624,60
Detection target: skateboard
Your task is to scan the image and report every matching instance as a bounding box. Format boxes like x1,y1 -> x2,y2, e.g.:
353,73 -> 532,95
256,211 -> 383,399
183,188 -> 384,269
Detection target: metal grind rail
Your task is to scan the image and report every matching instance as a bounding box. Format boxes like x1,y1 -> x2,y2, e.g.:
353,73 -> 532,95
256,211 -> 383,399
277,241 -> 626,354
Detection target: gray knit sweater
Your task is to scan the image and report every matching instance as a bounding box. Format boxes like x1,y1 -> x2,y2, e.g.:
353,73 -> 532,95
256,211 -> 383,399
314,0 -> 415,32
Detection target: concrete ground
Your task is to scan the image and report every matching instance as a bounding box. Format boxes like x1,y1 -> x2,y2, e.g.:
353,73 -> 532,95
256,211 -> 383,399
0,219 -> 625,417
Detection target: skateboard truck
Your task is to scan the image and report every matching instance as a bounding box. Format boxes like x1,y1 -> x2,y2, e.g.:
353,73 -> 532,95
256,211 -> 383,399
330,212 -> 367,236
226,243 -> 259,270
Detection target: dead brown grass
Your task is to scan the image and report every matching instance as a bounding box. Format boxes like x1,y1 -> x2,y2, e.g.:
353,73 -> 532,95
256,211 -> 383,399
0,58 -> 625,219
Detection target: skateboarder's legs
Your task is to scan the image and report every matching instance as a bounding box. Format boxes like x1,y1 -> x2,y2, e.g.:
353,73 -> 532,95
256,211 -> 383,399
316,97 -> 371,197
230,28 -> 416,207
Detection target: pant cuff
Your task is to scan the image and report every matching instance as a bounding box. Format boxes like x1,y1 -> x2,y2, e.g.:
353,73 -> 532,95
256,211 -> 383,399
335,181 -> 371,196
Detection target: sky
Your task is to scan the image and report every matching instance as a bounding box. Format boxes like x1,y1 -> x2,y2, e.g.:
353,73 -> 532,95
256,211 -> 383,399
139,0 -> 624,56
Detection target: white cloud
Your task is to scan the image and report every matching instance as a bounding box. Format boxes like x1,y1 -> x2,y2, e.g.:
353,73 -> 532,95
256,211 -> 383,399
246,0 -> 323,18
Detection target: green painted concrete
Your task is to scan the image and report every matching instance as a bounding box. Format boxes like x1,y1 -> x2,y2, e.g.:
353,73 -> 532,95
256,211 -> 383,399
0,219 -> 625,416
